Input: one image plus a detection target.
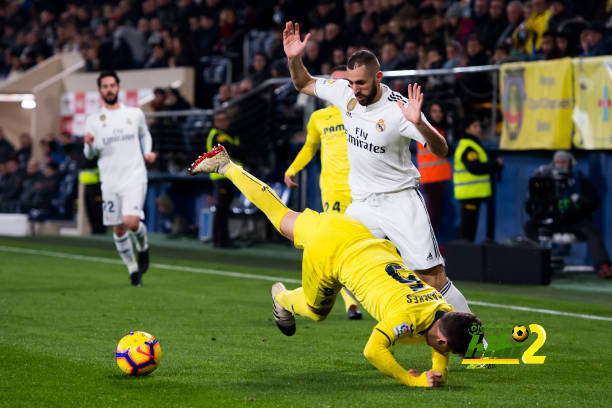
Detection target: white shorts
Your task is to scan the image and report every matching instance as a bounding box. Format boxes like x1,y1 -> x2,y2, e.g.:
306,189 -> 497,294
345,188 -> 443,270
101,184 -> 147,226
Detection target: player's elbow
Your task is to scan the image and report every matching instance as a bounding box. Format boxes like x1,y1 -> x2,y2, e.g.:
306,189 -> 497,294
434,142 -> 449,158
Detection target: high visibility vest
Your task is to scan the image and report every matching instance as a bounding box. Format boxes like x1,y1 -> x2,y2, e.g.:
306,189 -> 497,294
206,128 -> 240,180
453,138 -> 491,200
79,168 -> 100,184
416,133 -> 452,184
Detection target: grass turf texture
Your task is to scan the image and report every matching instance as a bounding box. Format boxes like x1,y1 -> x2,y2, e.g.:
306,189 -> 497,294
1,236 -> 612,407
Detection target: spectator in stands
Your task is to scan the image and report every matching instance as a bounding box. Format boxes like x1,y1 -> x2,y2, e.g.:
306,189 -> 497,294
443,2 -> 468,45
40,134 -> 65,165
206,111 -> 242,248
213,84 -> 232,108
145,41 -> 168,68
478,0 -> 507,52
165,88 -> 191,111
0,155 -> 24,213
539,31 -> 561,59
320,22 -> 346,61
419,7 -> 444,49
523,0 -> 552,54
460,35 -> 492,105
218,8 -> 243,57
16,133 -> 32,171
309,0 -> 341,29
453,116 -> 503,242
555,30 -> 575,57
155,194 -> 189,236
584,22 -> 612,57
115,16 -> 147,68
151,88 -> 167,111
249,52 -> 271,87
468,0 -> 491,44
380,41 -> 407,71
303,40 -> 323,75
345,0 -> 366,38
190,14 -> 219,57
524,151 -> 611,279
0,127 -> 15,163
401,40 -> 419,70
20,161 -> 60,216
547,0 -> 571,34
168,36 -> 195,67
353,13 -> 377,50
492,43 -> 514,63
497,1 -> 524,50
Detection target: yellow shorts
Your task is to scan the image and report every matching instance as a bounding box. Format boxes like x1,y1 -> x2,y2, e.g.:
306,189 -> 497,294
293,209 -> 371,316
321,190 -> 352,214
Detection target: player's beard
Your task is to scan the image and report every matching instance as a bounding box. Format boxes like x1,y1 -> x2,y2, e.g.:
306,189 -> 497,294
356,81 -> 378,106
103,92 -> 118,106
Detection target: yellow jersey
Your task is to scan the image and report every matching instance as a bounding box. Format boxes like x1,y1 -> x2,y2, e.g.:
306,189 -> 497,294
285,106 -> 350,194
294,209 -> 452,343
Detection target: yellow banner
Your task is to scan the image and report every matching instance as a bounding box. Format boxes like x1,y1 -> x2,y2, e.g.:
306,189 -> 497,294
500,58 -> 573,150
573,56 -> 612,149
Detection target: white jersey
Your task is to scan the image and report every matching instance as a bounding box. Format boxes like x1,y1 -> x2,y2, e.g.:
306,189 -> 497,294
83,104 -> 152,193
314,79 -> 429,199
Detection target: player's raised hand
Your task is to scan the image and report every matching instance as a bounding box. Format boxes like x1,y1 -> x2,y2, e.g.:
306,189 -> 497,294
284,174 -> 299,189
144,152 -> 157,163
396,83 -> 424,125
84,133 -> 94,145
283,22 -> 311,58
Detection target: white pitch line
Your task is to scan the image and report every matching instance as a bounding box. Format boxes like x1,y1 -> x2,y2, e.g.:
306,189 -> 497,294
468,300 -> 612,322
1,244 -> 611,322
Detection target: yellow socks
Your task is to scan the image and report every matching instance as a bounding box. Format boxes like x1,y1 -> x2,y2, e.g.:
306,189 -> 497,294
340,288 -> 358,312
275,287 -> 325,321
224,163 -> 290,233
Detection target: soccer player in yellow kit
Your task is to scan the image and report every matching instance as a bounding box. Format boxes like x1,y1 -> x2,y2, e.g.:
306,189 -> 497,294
190,146 -> 482,388
285,65 -> 362,320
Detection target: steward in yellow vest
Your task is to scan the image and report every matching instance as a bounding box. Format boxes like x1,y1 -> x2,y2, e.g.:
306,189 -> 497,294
206,111 -> 242,248
453,117 -> 503,242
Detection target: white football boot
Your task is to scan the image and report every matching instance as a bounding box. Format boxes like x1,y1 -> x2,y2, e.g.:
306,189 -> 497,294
271,282 -> 296,336
189,144 -> 230,175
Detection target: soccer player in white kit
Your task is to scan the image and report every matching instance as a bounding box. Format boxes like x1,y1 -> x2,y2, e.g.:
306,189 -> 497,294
83,71 -> 156,286
282,22 -> 474,317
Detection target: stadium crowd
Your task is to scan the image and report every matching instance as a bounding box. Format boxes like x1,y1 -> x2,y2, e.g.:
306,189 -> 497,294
1,0 -> 610,93
0,127 -> 82,219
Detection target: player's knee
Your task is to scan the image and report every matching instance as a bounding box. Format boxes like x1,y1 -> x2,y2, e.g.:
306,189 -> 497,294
113,224 -> 127,236
124,218 -> 140,231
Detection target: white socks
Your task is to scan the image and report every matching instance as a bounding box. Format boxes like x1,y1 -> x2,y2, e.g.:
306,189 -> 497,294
440,279 -> 488,349
440,280 -> 471,313
114,232 -> 138,273
133,221 -> 149,252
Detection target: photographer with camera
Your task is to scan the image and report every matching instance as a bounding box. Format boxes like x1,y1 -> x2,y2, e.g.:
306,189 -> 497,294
524,150 -> 611,279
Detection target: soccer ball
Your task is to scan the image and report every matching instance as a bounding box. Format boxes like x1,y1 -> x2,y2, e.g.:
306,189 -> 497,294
511,325 -> 529,342
115,331 -> 162,375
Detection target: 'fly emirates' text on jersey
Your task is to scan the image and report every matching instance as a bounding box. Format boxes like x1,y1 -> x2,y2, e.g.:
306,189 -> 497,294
83,104 -> 152,192
314,79 -> 429,199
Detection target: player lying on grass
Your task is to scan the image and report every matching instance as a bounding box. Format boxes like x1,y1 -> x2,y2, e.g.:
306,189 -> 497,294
189,145 -> 482,388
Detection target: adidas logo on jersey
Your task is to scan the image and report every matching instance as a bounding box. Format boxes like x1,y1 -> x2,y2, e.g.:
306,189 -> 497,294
426,252 -> 433,261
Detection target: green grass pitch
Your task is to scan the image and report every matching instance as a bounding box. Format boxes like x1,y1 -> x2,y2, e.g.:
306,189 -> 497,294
1,235 -> 612,407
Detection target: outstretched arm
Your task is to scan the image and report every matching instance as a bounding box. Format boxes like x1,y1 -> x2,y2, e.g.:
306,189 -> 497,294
363,328 -> 443,387
283,22 -> 316,96
397,84 -> 448,158
284,141 -> 319,188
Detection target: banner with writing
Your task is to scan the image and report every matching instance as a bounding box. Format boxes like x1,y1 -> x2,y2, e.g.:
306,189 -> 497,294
500,58 -> 573,150
572,56 -> 612,149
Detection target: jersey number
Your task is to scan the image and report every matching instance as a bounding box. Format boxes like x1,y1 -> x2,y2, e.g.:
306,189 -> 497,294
323,201 -> 341,213
385,263 -> 425,292
102,201 -> 115,213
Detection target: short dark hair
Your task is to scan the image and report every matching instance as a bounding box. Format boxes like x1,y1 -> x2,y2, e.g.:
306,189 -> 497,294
330,64 -> 347,73
347,50 -> 380,73
97,71 -> 120,88
439,312 -> 483,355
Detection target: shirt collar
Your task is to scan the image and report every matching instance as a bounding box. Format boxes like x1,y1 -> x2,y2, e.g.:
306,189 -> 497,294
418,310 -> 446,335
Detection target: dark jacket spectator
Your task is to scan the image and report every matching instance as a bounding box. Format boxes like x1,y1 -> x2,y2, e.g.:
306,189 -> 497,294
0,127 -> 15,163
585,22 -> 612,57
20,161 -> 60,213
0,156 -> 25,212
16,133 -> 32,170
